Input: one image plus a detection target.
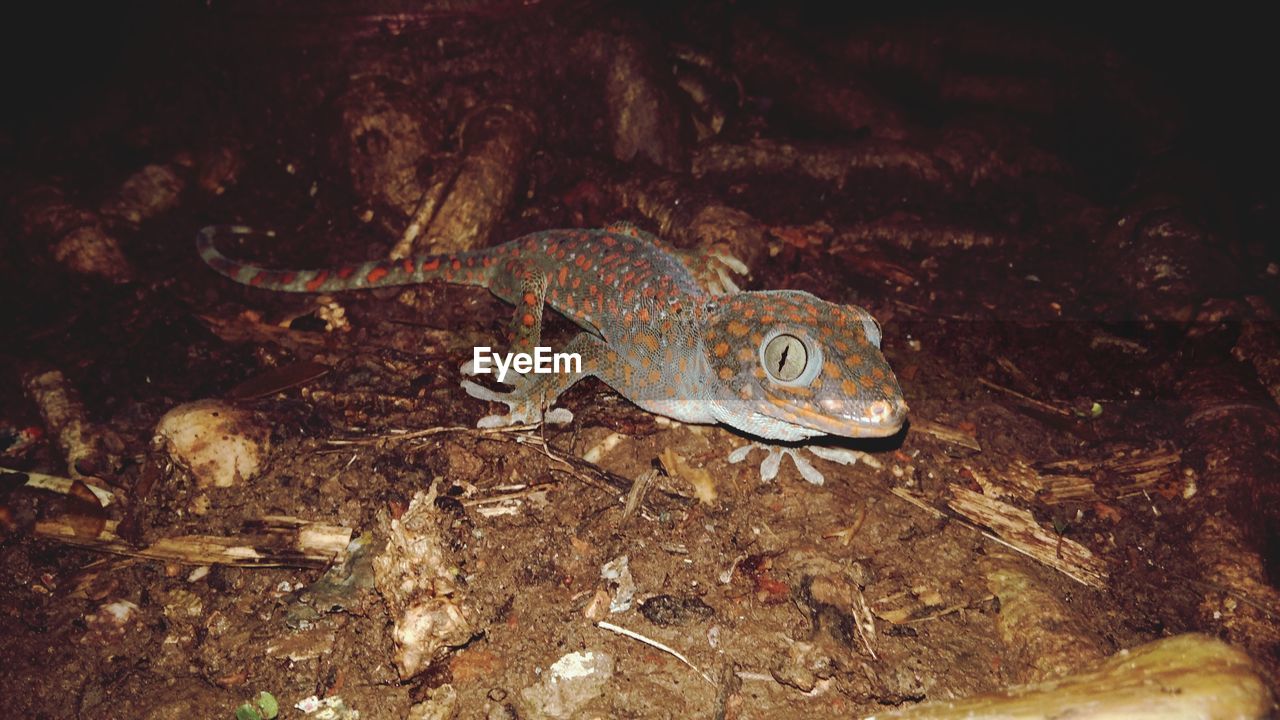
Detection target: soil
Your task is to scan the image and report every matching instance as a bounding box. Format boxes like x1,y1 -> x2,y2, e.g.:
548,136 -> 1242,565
1,3 -> 1277,719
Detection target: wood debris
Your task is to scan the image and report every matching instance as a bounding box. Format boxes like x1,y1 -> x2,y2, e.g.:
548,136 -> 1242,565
34,514 -> 351,568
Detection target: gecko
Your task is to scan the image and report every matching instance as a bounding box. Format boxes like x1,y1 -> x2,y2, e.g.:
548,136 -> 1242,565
197,223 -> 908,483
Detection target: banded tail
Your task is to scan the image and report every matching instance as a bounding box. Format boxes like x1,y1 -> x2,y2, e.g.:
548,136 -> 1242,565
196,225 -> 494,293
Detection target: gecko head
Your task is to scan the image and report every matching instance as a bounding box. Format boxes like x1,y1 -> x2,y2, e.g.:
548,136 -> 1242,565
701,291 -> 908,441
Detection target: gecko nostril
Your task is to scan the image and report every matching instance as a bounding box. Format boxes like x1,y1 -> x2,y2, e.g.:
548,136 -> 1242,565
866,400 -> 891,422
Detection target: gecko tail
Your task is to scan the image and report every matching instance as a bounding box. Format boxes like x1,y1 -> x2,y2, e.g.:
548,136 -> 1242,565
196,224 -> 477,293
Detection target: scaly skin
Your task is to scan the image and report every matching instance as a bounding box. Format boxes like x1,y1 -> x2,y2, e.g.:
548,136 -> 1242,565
198,223 -> 908,472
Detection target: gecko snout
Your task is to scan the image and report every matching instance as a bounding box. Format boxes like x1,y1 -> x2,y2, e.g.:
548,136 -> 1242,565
864,397 -> 908,432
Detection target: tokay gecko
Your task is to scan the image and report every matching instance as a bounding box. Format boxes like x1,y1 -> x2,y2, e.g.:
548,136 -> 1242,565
198,223 -> 907,483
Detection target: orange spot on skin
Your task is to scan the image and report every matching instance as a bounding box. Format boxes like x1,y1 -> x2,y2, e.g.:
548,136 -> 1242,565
524,292 -> 537,306
637,334 -> 658,352
678,357 -> 687,373
860,375 -> 875,389
647,369 -> 662,384
522,313 -> 536,327
714,341 -> 730,358
846,355 -> 864,367
366,267 -> 389,284
422,258 -> 440,272
824,361 -> 840,378
305,271 -> 329,291
719,366 -> 735,380
451,259 -> 462,270
737,347 -> 754,362
638,307 -> 650,323
842,379 -> 861,396
572,277 -> 581,289
558,266 -> 569,286
337,266 -> 355,279
602,235 -> 616,247
666,386 -> 677,397
403,259 -> 414,274
760,315 -> 774,324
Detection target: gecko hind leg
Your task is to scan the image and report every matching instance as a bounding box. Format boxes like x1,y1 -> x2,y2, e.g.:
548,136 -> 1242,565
459,264 -> 560,425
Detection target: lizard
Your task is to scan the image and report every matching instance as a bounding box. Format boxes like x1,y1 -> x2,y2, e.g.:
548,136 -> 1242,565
197,223 -> 908,483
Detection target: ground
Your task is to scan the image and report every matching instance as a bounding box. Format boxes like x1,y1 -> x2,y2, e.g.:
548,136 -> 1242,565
0,3 -> 1278,719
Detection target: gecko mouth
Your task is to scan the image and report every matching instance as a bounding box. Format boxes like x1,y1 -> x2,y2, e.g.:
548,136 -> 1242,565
764,400 -> 908,439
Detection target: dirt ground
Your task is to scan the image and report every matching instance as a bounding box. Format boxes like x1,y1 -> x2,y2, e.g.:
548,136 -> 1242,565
2,3 -> 1278,718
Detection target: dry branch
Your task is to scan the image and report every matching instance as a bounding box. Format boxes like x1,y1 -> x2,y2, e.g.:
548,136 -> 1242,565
34,514 -> 351,568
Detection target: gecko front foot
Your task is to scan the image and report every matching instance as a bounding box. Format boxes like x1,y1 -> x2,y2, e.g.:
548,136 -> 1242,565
671,245 -> 749,296
727,443 -> 871,485
460,377 -> 574,428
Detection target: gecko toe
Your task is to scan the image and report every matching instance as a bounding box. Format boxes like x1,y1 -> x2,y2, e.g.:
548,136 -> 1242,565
461,379 -> 506,403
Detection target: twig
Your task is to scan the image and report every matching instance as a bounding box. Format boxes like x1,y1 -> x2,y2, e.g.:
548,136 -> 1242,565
597,620 -> 715,685
2,466 -> 116,506
909,419 -> 981,451
978,377 -> 1074,418
34,515 -> 351,568
325,423 -> 690,516
890,486 -> 1106,589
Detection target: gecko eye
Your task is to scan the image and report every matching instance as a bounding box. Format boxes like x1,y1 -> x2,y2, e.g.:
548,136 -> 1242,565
762,333 -> 810,383
851,308 -> 882,348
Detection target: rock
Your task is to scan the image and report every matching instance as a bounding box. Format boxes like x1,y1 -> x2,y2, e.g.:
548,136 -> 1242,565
154,400 -> 270,489
520,650 -> 614,720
